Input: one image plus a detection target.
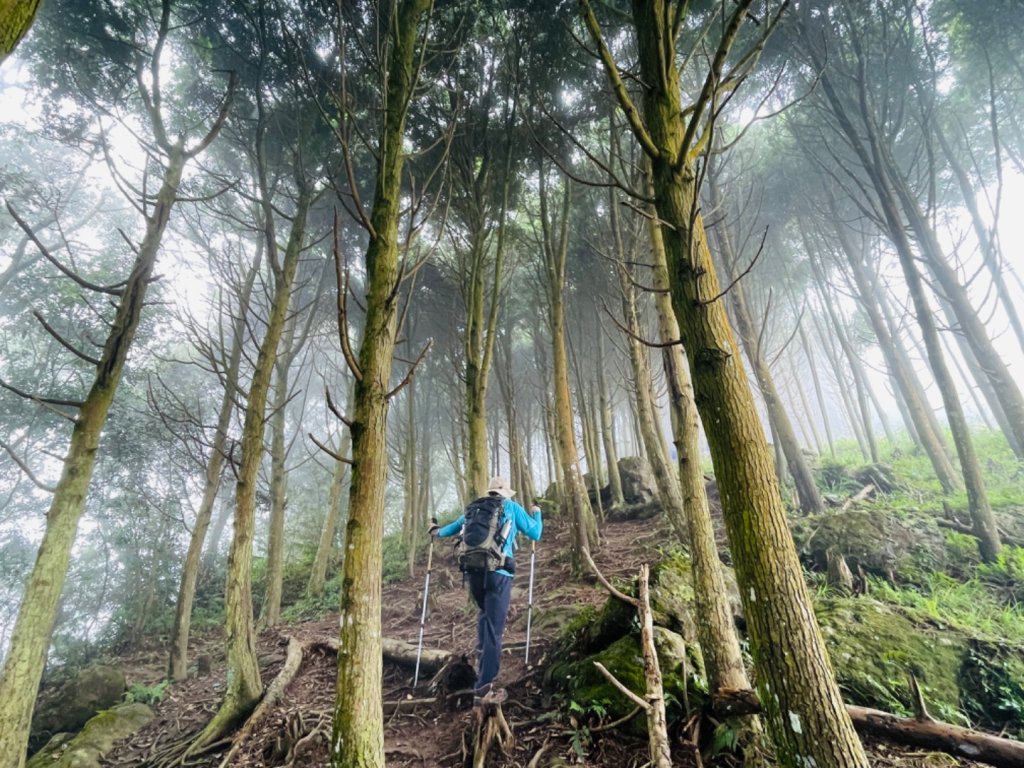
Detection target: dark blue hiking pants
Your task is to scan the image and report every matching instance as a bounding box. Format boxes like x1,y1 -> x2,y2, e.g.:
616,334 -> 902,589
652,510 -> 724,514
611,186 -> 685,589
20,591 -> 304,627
467,570 -> 514,690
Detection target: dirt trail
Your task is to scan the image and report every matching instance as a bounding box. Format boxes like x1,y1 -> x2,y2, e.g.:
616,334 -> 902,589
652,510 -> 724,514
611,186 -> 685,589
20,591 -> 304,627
102,515 -> 677,767
100,512 -> 990,767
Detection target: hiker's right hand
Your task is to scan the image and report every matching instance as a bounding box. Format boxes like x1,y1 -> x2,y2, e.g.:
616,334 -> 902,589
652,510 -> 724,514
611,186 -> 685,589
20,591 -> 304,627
427,523 -> 440,537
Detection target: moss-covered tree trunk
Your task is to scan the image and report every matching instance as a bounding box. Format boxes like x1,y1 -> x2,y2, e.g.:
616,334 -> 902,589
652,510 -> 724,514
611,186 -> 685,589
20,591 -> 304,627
192,183 -> 312,748
611,199 -> 688,542
0,144 -> 186,768
0,0 -> 39,62
330,2 -> 429,765
581,1 -> 871,764
539,172 -> 598,565
261,324 -> 294,628
645,177 -> 751,699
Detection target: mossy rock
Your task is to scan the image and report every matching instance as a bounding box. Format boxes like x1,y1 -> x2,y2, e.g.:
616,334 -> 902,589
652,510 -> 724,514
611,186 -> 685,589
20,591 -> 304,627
816,597 -> 966,720
546,629 -> 704,736
792,508 -> 947,580
959,639 -> 1024,737
27,702 -> 153,768
31,665 -> 126,749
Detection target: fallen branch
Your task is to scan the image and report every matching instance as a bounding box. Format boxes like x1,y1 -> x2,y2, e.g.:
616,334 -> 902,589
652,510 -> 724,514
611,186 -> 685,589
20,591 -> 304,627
847,705 -> 1024,768
218,637 -> 306,768
838,483 -> 875,514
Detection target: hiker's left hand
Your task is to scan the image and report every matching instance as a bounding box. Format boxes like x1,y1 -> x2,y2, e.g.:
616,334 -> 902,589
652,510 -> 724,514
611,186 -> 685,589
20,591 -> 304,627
427,523 -> 440,536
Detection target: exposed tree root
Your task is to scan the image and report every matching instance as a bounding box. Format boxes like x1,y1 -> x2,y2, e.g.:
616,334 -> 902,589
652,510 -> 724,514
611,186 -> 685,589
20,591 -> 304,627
217,636 -> 306,767
464,700 -> 513,768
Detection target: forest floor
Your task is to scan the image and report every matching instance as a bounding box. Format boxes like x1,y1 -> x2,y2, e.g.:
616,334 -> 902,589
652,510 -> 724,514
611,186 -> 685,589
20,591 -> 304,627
99,513 -> 994,767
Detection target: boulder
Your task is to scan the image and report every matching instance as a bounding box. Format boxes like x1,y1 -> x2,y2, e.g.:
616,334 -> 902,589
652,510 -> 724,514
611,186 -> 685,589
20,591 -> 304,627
617,457 -> 656,506
27,702 -> 153,768
31,665 -> 126,747
790,507 -> 948,580
817,596 -> 1024,736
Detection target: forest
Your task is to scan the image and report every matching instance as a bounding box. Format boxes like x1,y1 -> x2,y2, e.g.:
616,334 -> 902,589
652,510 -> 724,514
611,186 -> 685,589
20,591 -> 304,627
1,1 -> 1023,767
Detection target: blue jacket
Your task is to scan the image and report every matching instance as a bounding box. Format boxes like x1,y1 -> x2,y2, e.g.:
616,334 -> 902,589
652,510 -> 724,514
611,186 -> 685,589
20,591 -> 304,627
437,496 -> 543,577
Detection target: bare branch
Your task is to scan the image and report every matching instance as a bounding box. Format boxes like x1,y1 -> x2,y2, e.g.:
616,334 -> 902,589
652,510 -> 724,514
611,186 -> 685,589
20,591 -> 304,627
698,225 -> 768,305
386,339 -> 433,400
0,439 -> 56,493
308,432 -> 353,465
593,662 -> 651,711
5,202 -> 126,296
32,312 -> 102,366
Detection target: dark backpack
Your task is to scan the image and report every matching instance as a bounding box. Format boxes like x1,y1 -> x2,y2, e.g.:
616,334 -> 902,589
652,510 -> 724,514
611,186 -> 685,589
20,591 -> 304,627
457,495 -> 512,573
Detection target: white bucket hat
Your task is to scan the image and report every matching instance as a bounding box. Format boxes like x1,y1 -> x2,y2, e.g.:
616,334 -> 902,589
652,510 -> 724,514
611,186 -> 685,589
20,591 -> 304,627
486,476 -> 516,499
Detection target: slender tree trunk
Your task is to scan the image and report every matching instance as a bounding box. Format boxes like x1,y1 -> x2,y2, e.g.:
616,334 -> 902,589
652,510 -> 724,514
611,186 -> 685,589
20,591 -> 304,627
168,246 -> 261,681
331,3 -> 429,765
830,215 -> 958,490
261,320 -> 296,629
709,176 -> 824,515
194,183 -> 312,748
0,144 -> 186,768
584,2 -> 871,763
307,447 -> 349,598
540,172 -> 597,564
798,322 -> 836,457
596,326 -> 625,507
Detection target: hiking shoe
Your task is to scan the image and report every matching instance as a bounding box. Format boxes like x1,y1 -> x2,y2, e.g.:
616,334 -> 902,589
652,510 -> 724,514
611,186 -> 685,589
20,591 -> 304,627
473,683 -> 508,707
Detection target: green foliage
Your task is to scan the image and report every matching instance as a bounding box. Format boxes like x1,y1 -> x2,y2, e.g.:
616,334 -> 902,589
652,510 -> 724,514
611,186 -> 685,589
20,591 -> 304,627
711,720 -> 741,755
125,679 -> 170,706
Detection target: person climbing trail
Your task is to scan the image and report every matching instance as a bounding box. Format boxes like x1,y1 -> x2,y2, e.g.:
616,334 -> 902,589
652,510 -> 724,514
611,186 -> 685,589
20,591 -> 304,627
429,476 -> 542,705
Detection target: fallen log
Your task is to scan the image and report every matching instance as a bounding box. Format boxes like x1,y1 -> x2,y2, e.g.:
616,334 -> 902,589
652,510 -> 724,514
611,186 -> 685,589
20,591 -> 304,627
846,705 -> 1024,768
709,687 -> 1024,768
838,483 -> 875,514
316,637 -> 451,675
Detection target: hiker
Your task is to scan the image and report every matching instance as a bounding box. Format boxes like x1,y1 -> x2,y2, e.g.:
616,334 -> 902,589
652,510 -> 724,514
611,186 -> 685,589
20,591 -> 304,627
429,476 -> 542,703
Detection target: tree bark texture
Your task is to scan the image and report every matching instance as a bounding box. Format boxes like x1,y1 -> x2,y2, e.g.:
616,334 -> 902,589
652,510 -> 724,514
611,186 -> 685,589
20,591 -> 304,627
645,179 -> 751,697
331,2 -> 429,765
582,2 -> 871,764
0,0 -> 40,62
0,145 -> 185,768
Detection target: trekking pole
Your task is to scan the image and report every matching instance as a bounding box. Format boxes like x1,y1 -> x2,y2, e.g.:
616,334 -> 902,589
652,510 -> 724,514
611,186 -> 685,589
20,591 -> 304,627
525,539 -> 537,665
413,518 -> 438,689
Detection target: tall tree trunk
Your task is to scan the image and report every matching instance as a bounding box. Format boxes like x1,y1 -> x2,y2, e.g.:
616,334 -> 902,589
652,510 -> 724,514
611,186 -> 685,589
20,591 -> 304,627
192,183 -> 312,748
644,167 -> 752,701
798,321 -> 836,457
596,326 -> 625,507
582,2 -> 871,763
331,3 -> 429,765
540,172 -> 598,565
611,192 -> 689,542
168,245 -> 262,681
0,144 -> 187,768
261,330 -> 293,629
709,175 -> 824,515
826,213 -> 958,489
